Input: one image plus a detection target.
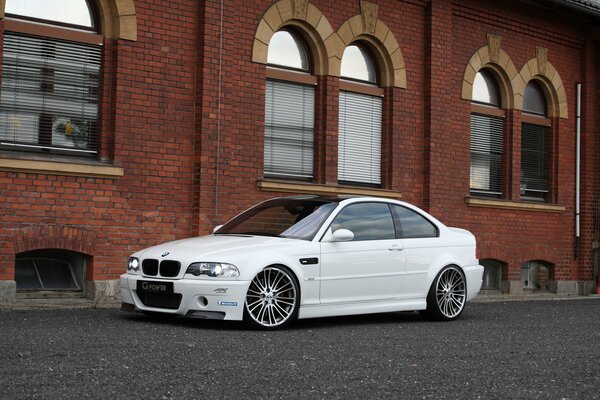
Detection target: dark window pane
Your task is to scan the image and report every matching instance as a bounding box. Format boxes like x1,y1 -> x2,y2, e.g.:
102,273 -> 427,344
16,251 -> 84,292
521,123 -> 549,200
15,259 -> 42,290
523,81 -> 547,116
391,205 -> 438,238
480,259 -> 503,290
331,203 -> 395,241
36,258 -> 78,290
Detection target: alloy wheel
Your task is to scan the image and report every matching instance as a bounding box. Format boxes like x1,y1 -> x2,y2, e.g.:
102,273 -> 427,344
245,266 -> 298,328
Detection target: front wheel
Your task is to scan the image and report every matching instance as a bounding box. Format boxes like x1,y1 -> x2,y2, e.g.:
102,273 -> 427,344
243,266 -> 299,330
423,265 -> 466,321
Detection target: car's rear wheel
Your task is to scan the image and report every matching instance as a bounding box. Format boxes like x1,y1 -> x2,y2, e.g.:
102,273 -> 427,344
244,266 -> 299,330
423,265 -> 466,321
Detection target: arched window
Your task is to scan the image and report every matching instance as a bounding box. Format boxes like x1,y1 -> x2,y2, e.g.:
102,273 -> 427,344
0,0 -> 102,156
16,249 -> 86,292
480,259 -> 504,291
338,44 -> 382,185
264,30 -> 315,179
470,69 -> 505,197
521,81 -> 550,201
521,260 -> 551,290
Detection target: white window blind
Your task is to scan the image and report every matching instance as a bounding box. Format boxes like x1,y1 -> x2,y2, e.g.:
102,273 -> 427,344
470,113 -> 503,196
338,90 -> 382,185
264,80 -> 314,178
0,32 -> 101,154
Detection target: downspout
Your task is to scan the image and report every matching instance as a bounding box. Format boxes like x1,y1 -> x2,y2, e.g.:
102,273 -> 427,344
575,83 -> 581,259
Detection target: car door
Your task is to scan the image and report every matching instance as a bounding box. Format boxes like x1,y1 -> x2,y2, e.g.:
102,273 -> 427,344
390,204 -> 441,300
319,202 -> 405,304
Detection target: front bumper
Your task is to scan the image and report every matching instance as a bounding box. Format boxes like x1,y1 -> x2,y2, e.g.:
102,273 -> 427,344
120,274 -> 249,321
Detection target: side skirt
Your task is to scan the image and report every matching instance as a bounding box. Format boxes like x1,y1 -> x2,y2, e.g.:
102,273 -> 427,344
298,299 -> 427,320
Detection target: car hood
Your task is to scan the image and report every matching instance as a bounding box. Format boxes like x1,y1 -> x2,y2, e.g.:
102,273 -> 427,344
133,234 -> 307,266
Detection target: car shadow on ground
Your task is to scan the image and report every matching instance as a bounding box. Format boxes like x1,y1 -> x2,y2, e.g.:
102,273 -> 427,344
116,307 -> 477,331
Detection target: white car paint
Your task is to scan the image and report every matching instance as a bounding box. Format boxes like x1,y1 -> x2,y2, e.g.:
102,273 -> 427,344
120,196 -> 484,328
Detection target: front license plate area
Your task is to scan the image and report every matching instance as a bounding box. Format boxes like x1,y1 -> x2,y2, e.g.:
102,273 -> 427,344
137,280 -> 174,294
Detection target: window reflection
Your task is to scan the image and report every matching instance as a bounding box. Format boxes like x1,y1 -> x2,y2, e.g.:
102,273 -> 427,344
341,45 -> 377,83
6,0 -> 94,28
331,203 -> 395,241
472,70 -> 500,106
523,81 -> 547,116
267,31 -> 309,71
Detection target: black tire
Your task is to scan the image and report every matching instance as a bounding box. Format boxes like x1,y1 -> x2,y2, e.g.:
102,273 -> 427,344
422,265 -> 466,321
243,265 -> 300,330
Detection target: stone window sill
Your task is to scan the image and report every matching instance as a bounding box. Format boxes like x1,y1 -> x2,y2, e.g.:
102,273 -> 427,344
0,155 -> 124,179
465,197 -> 566,213
257,180 -> 401,199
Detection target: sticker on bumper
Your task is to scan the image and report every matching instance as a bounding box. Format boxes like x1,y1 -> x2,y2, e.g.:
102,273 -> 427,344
217,301 -> 238,306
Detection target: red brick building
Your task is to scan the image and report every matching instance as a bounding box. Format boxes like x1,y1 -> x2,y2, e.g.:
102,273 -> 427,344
0,0 -> 598,303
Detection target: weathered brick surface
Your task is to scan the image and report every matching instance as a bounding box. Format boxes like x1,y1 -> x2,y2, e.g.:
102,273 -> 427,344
0,0 -> 597,292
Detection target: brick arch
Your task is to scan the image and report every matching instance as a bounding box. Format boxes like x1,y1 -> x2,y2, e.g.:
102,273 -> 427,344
331,14 -> 406,88
461,35 -> 518,109
519,245 -> 558,267
477,241 -> 512,262
251,0 -> 333,75
0,0 -> 138,41
13,225 -> 97,256
515,50 -> 568,118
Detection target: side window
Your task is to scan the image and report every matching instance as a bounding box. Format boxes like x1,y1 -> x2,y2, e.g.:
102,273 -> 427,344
391,205 -> 438,238
330,203 -> 395,241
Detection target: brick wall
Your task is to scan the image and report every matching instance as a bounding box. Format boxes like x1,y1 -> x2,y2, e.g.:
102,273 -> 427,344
0,0 -> 597,299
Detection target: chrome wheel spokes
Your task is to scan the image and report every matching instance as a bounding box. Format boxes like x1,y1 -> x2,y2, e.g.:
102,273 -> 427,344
435,266 -> 466,319
246,267 -> 297,327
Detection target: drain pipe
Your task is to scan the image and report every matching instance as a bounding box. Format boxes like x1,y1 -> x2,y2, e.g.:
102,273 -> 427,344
575,83 -> 581,259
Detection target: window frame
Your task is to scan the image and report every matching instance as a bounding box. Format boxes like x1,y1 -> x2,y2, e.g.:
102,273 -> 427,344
1,6 -> 103,158
520,82 -> 552,202
263,29 -> 317,180
469,70 -> 506,199
338,42 -> 384,187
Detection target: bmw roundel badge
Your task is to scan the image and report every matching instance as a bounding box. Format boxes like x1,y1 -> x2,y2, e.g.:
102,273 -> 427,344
161,252 -> 170,257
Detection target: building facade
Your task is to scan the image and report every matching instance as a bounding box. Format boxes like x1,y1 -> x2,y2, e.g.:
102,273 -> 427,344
0,0 -> 598,303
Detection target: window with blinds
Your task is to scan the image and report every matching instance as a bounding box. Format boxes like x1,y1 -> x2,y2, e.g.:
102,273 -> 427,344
470,113 -> 503,197
521,122 -> 549,200
0,32 -> 101,155
338,91 -> 382,185
264,79 -> 314,179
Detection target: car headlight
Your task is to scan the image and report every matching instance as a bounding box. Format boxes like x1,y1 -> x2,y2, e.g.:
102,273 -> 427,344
127,257 -> 140,272
186,262 -> 239,278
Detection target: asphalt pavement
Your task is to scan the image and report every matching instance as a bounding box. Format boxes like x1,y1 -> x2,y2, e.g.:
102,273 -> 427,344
0,298 -> 599,399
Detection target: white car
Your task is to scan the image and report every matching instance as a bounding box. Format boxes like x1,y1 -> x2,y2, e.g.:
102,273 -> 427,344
120,196 -> 483,329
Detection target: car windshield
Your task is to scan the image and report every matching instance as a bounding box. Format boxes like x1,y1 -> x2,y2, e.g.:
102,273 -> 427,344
214,198 -> 338,240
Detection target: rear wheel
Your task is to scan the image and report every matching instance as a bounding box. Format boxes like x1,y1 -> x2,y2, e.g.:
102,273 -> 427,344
423,265 -> 466,321
244,266 -> 299,330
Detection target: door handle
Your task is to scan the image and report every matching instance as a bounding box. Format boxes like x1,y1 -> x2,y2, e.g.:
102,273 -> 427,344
389,244 -> 404,251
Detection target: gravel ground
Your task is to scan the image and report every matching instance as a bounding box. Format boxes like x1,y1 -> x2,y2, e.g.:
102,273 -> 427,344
0,298 -> 599,399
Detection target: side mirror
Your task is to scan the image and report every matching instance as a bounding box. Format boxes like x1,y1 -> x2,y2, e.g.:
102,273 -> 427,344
212,225 -> 223,234
330,228 -> 354,242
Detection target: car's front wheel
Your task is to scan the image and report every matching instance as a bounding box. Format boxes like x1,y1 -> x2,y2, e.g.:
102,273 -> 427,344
244,266 -> 299,330
423,265 -> 466,321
